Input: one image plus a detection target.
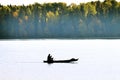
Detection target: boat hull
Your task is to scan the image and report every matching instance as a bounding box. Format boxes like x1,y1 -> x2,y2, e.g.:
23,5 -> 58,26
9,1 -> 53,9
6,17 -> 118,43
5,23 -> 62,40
43,59 -> 78,63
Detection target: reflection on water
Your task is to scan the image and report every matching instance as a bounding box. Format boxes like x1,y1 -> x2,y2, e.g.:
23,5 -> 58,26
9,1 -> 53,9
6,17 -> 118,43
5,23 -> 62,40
0,40 -> 120,80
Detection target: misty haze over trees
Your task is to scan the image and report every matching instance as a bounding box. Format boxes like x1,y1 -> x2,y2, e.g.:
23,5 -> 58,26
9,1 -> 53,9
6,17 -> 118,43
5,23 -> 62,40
0,0 -> 120,39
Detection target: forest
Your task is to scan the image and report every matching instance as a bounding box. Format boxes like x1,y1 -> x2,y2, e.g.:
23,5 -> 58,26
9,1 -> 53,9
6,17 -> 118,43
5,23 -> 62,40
0,0 -> 120,39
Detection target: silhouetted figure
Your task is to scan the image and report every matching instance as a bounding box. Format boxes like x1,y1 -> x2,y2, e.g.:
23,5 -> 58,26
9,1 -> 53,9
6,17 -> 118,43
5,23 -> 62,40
43,54 -> 78,63
47,54 -> 53,63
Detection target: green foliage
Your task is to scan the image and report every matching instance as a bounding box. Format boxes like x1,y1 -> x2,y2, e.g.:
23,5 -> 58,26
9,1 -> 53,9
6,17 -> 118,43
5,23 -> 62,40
0,0 -> 120,39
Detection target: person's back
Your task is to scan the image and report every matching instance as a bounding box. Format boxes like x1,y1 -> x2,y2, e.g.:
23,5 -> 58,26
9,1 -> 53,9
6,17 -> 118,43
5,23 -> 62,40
47,54 -> 53,63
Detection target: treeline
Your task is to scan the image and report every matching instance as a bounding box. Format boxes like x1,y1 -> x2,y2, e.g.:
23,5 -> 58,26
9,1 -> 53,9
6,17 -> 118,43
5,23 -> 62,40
0,0 -> 120,39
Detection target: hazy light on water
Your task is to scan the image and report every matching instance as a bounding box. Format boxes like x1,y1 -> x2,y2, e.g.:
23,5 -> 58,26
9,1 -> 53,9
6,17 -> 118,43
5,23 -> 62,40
0,40 -> 120,80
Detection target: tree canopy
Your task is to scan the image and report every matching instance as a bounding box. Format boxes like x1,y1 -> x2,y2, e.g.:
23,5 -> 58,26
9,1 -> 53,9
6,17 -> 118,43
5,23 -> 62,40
0,0 -> 120,39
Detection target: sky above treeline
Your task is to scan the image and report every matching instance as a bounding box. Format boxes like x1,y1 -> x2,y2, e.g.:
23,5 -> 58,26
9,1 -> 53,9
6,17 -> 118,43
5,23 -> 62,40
0,0 -> 117,5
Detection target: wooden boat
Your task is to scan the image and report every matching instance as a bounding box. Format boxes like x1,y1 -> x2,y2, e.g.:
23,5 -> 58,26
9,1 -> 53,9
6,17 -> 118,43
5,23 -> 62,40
43,58 -> 78,63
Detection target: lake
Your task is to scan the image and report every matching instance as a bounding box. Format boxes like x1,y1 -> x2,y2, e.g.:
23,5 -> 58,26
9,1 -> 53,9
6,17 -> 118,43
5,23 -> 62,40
0,39 -> 120,80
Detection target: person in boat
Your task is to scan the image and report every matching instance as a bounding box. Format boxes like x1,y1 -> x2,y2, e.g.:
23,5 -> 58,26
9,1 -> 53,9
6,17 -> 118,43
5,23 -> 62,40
47,54 -> 53,63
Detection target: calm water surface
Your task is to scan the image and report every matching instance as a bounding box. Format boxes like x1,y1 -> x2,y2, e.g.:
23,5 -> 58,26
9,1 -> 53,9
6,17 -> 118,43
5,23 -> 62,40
0,40 -> 120,80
